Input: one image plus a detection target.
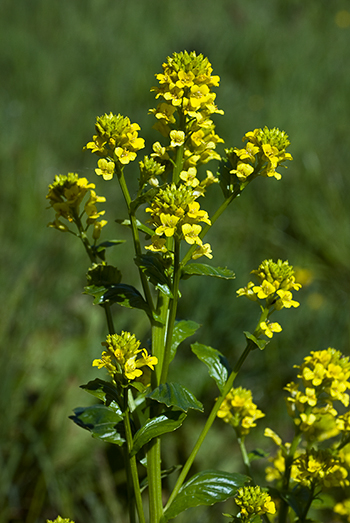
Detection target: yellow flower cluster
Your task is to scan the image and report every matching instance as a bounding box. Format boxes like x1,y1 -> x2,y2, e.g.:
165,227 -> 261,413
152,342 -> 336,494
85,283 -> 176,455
285,348 -> 350,437
293,449 -> 349,489
237,259 -> 301,311
234,486 -> 276,520
46,518 -> 75,523
150,50 -> 224,173
227,126 -> 292,183
46,173 -> 107,239
85,112 -> 145,178
145,184 -> 213,259
217,387 -> 265,436
92,331 -> 158,382
334,498 -> 350,522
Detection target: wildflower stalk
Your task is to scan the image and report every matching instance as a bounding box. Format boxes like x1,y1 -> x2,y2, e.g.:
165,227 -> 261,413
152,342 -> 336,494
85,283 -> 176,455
116,166 -> 154,313
237,436 -> 252,478
278,431 -> 303,523
165,340 -> 255,512
73,210 -> 116,333
123,391 -> 146,523
160,238 -> 181,384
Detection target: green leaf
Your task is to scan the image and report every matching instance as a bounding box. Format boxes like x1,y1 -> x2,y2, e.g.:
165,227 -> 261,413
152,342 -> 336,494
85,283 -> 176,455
86,263 -> 122,286
147,383 -> 203,412
191,342 -> 231,394
170,320 -> 200,362
247,448 -> 269,462
135,253 -> 173,297
70,405 -> 125,445
244,331 -> 268,351
80,379 -> 122,413
131,410 -> 186,456
181,263 -> 235,280
163,470 -> 249,521
116,218 -> 154,237
93,240 -> 126,261
101,284 -> 151,314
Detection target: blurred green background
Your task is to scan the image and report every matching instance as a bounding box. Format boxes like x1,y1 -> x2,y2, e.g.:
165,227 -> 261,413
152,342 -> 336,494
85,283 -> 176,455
1,0 -> 350,521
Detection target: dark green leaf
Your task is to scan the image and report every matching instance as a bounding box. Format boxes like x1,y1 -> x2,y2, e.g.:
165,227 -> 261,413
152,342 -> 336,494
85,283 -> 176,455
80,379 -> 121,412
70,405 -> 125,445
247,448 -> 269,462
181,264 -> 235,280
131,410 -> 186,456
135,253 -> 173,297
170,320 -> 200,362
116,218 -> 154,236
282,484 -> 313,518
86,264 -> 122,286
191,342 -> 231,394
244,331 -> 268,351
102,284 -> 151,313
163,470 -> 249,521
96,239 -> 125,252
147,383 -> 203,412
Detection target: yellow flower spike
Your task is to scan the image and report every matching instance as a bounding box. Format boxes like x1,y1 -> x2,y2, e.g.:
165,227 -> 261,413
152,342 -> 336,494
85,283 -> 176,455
186,201 -> 211,224
95,158 -> 115,180
235,486 -> 276,518
217,387 -> 264,436
92,332 -> 158,382
260,321 -> 282,338
182,223 -> 202,245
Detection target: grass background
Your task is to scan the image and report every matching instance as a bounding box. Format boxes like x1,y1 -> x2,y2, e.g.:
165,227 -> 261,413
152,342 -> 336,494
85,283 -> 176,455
1,0 -> 350,521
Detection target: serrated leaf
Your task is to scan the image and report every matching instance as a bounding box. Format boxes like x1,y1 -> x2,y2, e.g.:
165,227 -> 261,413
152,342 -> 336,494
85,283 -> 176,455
147,383 -> 203,412
80,379 -> 121,413
70,405 -> 125,445
135,253 -> 173,297
181,264 -> 235,280
244,331 -> 268,351
116,218 -> 154,237
163,470 -> 249,521
191,342 -> 231,394
170,320 -> 200,362
131,410 -> 186,456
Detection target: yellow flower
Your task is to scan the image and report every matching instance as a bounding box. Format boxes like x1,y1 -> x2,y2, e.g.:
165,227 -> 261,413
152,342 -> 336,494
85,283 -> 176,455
264,427 -> 282,447
182,223 -> 202,245
95,158 -> 115,180
192,243 -> 213,260
253,279 -> 277,299
93,219 -> 108,240
145,235 -> 167,253
217,387 -> 265,436
235,486 -> 276,518
260,321 -> 282,338
276,289 -> 300,308
155,213 -> 180,237
170,130 -> 185,147
180,167 -> 200,187
230,161 -> 254,181
115,147 -> 137,165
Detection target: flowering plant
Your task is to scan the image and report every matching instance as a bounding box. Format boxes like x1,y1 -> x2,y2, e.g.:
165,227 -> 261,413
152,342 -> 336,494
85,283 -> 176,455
46,51 -> 350,523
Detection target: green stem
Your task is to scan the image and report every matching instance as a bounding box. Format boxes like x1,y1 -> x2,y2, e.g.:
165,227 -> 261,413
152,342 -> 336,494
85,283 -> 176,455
147,439 -> 163,523
237,436 -> 252,478
160,238 -> 181,384
74,211 -> 116,333
278,431 -> 303,523
124,394 -> 146,523
117,167 -> 154,313
152,293 -> 170,385
164,341 -> 254,513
